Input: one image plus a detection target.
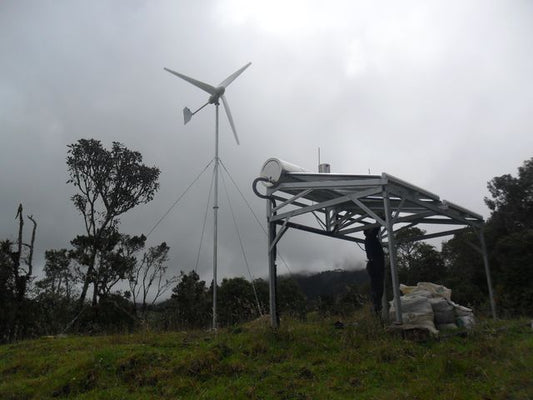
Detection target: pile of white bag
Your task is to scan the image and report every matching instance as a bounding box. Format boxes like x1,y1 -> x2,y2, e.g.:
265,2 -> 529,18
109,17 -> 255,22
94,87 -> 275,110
389,282 -> 475,335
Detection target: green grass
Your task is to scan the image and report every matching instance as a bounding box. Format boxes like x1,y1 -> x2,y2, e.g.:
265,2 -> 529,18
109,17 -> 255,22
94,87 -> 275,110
0,310 -> 531,399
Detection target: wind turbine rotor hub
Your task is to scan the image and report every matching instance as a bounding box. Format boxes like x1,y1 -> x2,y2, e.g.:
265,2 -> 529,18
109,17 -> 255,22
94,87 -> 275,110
209,86 -> 226,104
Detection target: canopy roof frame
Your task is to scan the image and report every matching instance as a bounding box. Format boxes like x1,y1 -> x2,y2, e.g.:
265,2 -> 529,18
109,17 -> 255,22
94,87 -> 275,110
257,171 -> 496,329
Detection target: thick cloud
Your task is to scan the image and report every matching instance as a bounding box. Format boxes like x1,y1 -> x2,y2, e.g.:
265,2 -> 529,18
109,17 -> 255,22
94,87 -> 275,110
1,0 -> 532,283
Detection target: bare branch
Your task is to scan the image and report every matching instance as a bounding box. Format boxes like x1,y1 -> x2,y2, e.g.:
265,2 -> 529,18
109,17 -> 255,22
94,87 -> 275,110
27,215 -> 37,276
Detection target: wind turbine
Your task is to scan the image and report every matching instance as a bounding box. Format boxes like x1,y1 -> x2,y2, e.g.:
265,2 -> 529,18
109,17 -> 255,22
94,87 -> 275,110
164,62 -> 251,330
164,62 -> 251,144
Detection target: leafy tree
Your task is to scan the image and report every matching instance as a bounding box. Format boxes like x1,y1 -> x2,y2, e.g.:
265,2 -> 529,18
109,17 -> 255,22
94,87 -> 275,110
217,277 -> 261,326
403,243 -> 446,285
336,284 -> 365,316
33,249 -> 79,336
483,157 -> 533,315
441,231 -> 487,307
315,284 -> 364,317
170,271 -> 210,329
66,139 -> 160,307
277,277 -> 307,319
36,249 -> 78,300
69,228 -> 146,305
0,241 -> 17,297
96,232 -> 146,300
395,227 -> 426,272
73,292 -> 138,334
492,231 -> 533,314
395,227 -> 447,285
440,158 -> 533,314
317,294 -> 335,317
0,241 -> 17,342
251,278 -> 270,316
485,158 -> 533,233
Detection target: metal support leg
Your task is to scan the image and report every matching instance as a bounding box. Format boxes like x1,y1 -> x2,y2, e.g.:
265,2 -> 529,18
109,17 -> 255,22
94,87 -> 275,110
267,199 -> 279,328
381,263 -> 389,322
383,191 -> 403,324
479,228 -> 497,319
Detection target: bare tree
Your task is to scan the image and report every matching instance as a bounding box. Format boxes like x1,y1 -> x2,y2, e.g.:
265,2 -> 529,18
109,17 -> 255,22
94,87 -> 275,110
128,242 -> 178,315
12,204 -> 37,300
0,204 -> 37,342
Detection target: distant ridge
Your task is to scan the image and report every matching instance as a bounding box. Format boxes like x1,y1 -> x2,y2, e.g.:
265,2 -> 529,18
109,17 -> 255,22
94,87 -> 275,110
285,269 -> 369,300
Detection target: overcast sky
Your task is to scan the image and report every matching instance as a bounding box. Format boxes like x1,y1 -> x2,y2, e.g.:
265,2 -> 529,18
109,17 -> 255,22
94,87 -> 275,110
1,0 -> 532,283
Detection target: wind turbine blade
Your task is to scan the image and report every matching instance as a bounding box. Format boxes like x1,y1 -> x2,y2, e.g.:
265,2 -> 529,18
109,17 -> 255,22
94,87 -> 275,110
221,95 -> 240,145
164,67 -> 217,95
219,62 -> 251,88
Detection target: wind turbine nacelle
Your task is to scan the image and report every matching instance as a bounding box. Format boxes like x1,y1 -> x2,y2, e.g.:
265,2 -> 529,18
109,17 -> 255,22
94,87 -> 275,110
209,87 -> 226,104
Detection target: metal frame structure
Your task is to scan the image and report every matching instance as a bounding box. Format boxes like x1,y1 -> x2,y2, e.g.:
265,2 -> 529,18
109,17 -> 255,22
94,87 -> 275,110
255,170 -> 496,328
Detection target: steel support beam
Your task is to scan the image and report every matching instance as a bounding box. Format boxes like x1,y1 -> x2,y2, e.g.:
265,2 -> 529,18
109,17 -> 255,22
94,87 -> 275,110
276,220 -> 364,243
277,178 -> 385,191
273,189 -> 313,212
312,211 -> 327,230
271,195 -> 309,210
350,197 -> 385,226
338,221 -> 381,236
392,211 -> 436,225
383,189 -> 403,324
267,200 -> 279,328
402,227 -> 471,242
270,221 -> 288,251
392,198 -> 406,220
389,185 -> 482,227
270,193 -> 354,222
270,187 -> 382,223
478,228 -> 497,319
333,211 -> 365,231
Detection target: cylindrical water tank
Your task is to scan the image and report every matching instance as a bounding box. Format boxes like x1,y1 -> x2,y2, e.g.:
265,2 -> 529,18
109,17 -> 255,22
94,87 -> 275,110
260,158 -> 308,186
319,163 -> 331,173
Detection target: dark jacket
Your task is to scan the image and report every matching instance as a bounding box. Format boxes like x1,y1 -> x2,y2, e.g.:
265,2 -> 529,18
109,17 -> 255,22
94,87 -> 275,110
364,228 -> 384,263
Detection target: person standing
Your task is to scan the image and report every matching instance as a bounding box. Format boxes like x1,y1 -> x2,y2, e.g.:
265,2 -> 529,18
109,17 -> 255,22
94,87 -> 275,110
364,226 -> 385,314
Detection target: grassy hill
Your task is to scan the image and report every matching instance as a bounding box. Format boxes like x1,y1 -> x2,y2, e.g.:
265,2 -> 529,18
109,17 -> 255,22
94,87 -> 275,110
0,310 -> 531,400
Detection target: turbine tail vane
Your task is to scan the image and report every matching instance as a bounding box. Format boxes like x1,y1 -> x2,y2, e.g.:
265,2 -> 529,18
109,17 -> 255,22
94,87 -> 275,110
183,107 -> 193,124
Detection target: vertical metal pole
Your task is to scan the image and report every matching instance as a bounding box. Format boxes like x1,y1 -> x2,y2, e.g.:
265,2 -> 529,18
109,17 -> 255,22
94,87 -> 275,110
267,198 -> 279,328
479,228 -> 497,319
212,103 -> 220,331
383,190 -> 403,324
381,260 -> 389,322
